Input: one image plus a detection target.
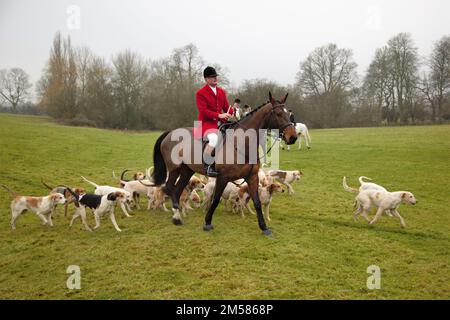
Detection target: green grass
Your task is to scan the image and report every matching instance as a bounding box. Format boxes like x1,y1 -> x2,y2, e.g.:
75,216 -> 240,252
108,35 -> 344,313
0,113 -> 449,299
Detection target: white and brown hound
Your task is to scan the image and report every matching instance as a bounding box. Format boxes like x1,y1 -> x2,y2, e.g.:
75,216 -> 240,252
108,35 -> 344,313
1,184 -> 66,230
267,170 -> 303,194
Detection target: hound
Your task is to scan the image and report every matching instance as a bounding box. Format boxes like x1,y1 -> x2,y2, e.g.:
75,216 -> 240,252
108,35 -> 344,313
69,190 -> 125,232
113,169 -> 148,188
354,189 -> 417,227
267,170 -> 302,194
81,176 -> 134,217
221,181 -> 243,209
113,168 -> 152,208
121,179 -> 153,209
258,168 -> 270,187
229,183 -> 284,220
41,178 -> 85,216
148,176 -> 205,215
147,186 -> 170,212
1,184 -> 66,230
343,176 -> 393,216
201,178 -> 248,211
189,189 -> 202,208
201,179 -> 216,211
179,176 -> 205,215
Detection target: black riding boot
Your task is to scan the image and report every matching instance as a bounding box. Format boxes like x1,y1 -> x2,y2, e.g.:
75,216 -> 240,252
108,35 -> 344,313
205,162 -> 219,177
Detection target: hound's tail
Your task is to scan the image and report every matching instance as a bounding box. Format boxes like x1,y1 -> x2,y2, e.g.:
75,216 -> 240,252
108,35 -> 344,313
152,130 -> 171,186
112,171 -> 127,186
343,177 -> 359,193
41,178 -> 54,191
0,184 -> 18,198
358,176 -> 372,184
120,169 -> 131,182
81,176 -> 99,188
146,167 -> 154,180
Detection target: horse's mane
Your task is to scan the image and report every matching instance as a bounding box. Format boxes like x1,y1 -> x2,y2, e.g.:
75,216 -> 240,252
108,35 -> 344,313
228,100 -> 271,127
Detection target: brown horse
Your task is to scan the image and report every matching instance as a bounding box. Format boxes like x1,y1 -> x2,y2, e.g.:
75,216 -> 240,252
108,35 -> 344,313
150,92 -> 297,236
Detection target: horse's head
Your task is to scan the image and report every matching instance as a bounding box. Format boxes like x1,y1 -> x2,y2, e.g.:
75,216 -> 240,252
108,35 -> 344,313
266,92 -> 297,145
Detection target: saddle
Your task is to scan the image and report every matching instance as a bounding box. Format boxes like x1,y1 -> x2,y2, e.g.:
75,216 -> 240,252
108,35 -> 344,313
200,121 -> 236,163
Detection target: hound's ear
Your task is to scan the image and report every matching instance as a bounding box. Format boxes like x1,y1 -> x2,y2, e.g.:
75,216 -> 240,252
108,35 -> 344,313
401,192 -> 406,199
281,92 -> 289,104
107,192 -> 117,201
269,91 -> 276,105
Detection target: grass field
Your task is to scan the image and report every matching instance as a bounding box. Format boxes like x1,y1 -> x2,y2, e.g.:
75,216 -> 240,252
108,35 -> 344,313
0,113 -> 448,299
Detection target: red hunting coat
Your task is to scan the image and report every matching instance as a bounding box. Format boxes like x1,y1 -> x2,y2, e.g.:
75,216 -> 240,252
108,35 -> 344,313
193,84 -> 233,139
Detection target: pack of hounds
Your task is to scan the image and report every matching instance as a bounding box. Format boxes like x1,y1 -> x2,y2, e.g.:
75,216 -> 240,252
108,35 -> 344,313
1,166 -> 417,233
0,166 -> 302,232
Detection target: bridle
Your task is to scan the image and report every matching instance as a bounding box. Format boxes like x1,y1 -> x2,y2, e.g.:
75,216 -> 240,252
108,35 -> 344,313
216,102 -> 295,185
217,102 -> 294,161
224,102 -> 294,140
265,103 -> 295,139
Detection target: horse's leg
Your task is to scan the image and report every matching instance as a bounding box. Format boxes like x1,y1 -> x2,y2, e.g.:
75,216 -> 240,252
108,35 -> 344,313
203,178 -> 228,231
163,167 -> 180,195
170,166 -> 194,225
305,130 -> 311,149
246,174 -> 272,236
162,167 -> 181,220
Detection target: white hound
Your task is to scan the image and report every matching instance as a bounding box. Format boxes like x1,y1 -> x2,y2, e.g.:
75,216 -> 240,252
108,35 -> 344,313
81,176 -> 134,217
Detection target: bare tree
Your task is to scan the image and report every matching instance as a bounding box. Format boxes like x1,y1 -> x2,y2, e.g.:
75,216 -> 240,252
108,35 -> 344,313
112,50 -> 149,128
296,43 -> 357,96
0,68 -> 32,113
38,32 -> 78,118
364,33 -> 421,124
296,43 -> 357,127
75,46 -> 94,114
387,33 -> 419,122
364,46 -> 395,122
428,35 -> 450,119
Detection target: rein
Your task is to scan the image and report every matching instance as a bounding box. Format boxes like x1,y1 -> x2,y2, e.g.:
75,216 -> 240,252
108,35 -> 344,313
219,103 -> 292,161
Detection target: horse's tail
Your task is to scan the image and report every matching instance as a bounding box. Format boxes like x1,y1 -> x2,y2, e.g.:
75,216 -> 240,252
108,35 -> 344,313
152,130 -> 171,186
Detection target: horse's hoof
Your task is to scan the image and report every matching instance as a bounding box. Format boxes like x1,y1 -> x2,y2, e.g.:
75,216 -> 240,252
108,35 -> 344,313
262,229 -> 273,237
203,224 -> 214,231
172,218 -> 183,226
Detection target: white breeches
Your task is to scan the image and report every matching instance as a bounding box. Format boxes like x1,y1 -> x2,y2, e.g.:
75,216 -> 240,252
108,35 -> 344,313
206,133 -> 218,148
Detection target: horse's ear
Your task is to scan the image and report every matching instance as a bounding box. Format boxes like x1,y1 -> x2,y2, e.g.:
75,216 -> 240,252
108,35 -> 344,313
281,92 -> 289,104
269,91 -> 276,105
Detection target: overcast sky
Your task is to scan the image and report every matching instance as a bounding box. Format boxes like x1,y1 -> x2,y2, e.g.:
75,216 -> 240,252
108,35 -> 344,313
1,0 -> 449,95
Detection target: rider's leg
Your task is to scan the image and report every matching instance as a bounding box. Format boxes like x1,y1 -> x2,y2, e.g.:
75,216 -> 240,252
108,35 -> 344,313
204,133 -> 219,177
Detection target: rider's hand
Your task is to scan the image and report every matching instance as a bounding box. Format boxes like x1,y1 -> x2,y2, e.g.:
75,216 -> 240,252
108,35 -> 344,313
219,113 -> 232,120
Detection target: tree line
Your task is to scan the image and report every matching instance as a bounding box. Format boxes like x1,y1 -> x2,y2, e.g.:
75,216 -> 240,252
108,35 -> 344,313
1,32 -> 449,129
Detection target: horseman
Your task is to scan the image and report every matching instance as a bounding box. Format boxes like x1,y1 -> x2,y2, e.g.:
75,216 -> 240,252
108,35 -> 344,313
195,66 -> 234,177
